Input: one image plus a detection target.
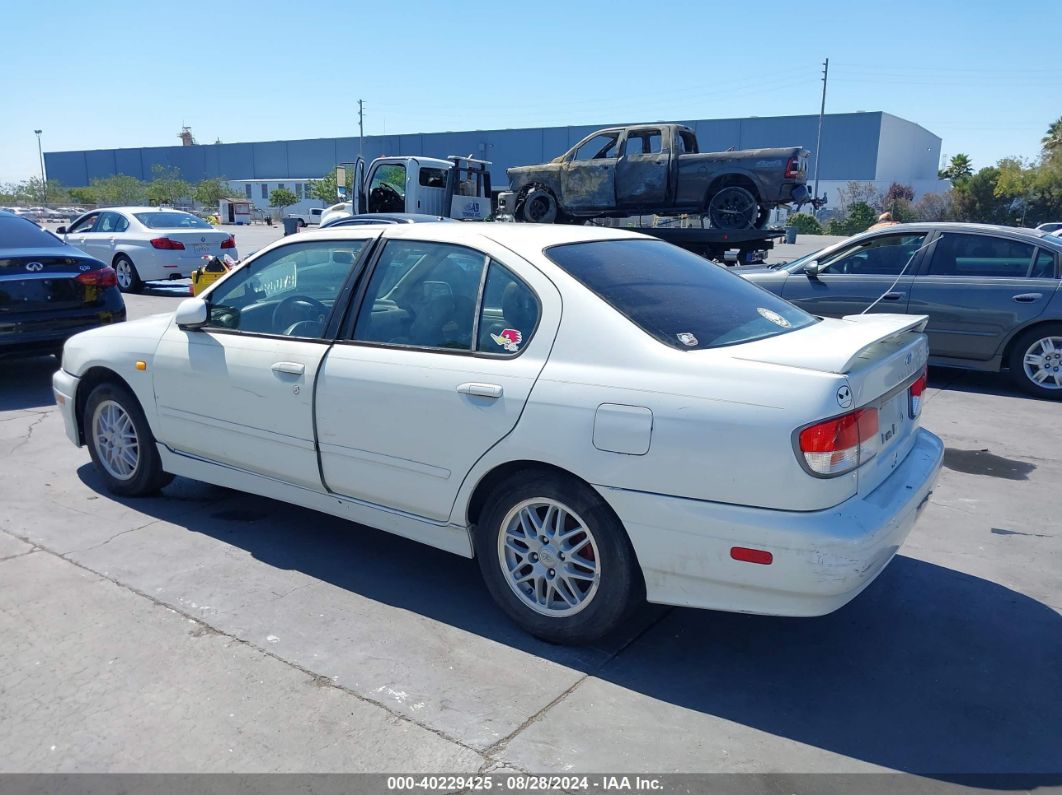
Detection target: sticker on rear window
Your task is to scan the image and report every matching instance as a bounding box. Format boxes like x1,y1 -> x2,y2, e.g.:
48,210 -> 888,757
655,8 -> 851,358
676,332 -> 699,347
757,307 -> 792,328
491,328 -> 523,352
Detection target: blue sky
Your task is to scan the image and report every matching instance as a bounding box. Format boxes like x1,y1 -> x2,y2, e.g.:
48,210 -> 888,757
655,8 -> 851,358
3,0 -> 1059,184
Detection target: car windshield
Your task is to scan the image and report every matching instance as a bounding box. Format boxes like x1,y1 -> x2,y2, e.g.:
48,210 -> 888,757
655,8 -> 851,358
546,238 -> 818,350
133,212 -> 211,229
0,216 -> 65,248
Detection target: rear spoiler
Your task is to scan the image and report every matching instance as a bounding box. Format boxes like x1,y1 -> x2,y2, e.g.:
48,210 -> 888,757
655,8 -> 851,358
731,313 -> 928,374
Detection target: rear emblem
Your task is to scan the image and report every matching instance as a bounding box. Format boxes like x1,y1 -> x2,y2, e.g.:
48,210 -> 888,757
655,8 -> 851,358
837,385 -> 853,408
25,262 -> 44,272
201,237 -> 206,242
79,264 -> 90,271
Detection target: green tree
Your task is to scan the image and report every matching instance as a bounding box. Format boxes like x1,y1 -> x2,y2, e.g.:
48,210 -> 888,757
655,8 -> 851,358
307,169 -> 354,204
193,177 -> 235,209
785,213 -> 822,234
145,165 -> 192,207
68,186 -> 98,205
913,192 -> 955,222
940,153 -> 973,183
269,187 -> 298,214
995,154 -> 1062,227
90,174 -> 147,206
1042,117 -> 1062,154
952,167 -> 1009,224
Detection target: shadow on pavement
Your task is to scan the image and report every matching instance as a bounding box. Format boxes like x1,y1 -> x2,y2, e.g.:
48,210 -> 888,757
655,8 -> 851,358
928,366 -> 1050,402
76,469 -> 1062,783
0,356 -> 59,411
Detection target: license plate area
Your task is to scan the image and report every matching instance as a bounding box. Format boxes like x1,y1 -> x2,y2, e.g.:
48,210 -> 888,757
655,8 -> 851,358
877,390 -> 906,451
193,243 -> 210,255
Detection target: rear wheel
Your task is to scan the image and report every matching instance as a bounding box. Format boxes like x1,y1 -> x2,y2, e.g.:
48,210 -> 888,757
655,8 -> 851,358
707,186 -> 759,230
296,218 -> 306,228
113,255 -> 142,294
474,471 -> 643,644
1009,324 -> 1062,399
520,188 -> 558,224
84,382 -> 173,496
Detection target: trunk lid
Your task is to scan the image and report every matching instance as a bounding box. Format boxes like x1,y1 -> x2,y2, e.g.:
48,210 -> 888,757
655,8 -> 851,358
730,313 -> 930,495
153,229 -> 233,262
0,252 -> 108,313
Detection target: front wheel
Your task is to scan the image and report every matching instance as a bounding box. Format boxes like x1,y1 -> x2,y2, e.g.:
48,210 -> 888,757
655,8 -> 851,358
707,186 -> 759,230
520,188 -> 558,224
296,219 -> 306,228
1009,324 -> 1062,399
113,255 -> 142,294
84,382 -> 173,496
474,472 -> 643,644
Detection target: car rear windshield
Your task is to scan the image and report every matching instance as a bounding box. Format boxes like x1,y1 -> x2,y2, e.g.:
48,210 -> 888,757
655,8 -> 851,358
0,216 -> 65,248
133,212 -> 211,229
545,238 -> 817,350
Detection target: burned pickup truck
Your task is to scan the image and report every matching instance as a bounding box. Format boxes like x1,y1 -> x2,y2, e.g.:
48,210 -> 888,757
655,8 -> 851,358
498,124 -> 820,229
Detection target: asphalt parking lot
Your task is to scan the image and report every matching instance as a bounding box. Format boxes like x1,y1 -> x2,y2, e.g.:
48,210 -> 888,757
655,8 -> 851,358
1,234 -> 1059,780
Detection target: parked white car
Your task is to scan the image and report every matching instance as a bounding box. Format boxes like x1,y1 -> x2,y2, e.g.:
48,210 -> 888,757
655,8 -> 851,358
52,223 -> 943,643
57,208 -> 238,293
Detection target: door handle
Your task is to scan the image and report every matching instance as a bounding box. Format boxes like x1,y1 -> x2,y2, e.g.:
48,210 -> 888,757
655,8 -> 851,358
1012,293 -> 1043,303
271,361 -> 305,376
457,382 -> 503,399
882,291 -> 905,301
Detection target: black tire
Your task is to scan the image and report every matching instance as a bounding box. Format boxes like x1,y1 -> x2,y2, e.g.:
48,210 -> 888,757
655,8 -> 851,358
113,254 -> 143,294
1008,323 -> 1062,399
296,218 -> 306,228
707,185 -> 759,230
753,204 -> 771,229
520,188 -> 558,224
474,471 -> 643,644
83,381 -> 173,496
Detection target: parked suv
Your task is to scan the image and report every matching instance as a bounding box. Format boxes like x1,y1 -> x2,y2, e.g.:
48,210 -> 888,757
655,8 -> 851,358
740,223 -> 1062,398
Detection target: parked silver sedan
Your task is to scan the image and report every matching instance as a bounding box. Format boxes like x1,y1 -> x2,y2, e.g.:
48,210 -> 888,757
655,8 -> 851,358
740,223 -> 1062,398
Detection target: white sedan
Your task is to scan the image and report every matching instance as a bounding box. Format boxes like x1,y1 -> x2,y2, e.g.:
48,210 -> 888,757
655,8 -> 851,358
52,223 -> 943,643
58,207 -> 237,293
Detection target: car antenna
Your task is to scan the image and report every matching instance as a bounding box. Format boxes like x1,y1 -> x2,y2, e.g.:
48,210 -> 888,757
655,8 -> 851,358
860,236 -> 936,315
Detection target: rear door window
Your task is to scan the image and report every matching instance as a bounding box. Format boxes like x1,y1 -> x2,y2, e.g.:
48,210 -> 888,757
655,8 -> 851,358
546,238 -> 816,350
476,264 -> 540,356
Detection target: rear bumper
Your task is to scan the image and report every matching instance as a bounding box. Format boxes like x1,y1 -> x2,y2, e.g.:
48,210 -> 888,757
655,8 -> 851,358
0,308 -> 126,358
598,428 -> 944,616
52,368 -> 82,447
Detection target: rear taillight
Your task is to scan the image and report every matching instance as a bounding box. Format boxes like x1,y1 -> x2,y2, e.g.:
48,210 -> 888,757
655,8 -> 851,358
75,266 -> 117,288
221,236 -> 236,249
784,156 -> 801,179
798,407 -> 879,476
150,237 -> 185,250
909,367 -> 927,418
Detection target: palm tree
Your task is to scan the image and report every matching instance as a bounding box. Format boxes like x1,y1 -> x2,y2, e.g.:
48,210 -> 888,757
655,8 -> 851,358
944,153 -> 973,182
1042,117 -> 1062,154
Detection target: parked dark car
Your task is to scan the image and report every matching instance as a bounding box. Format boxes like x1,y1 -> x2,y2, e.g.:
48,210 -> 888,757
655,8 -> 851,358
0,213 -> 125,359
740,223 -> 1062,398
319,213 -> 453,229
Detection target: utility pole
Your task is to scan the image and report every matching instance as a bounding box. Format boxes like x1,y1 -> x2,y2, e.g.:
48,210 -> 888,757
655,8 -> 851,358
357,99 -> 364,159
34,129 -> 46,205
812,58 -> 829,211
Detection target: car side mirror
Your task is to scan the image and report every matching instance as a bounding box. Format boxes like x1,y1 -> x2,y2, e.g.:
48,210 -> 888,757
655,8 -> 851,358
56,226 -> 66,235
175,297 -> 208,330
804,260 -> 822,277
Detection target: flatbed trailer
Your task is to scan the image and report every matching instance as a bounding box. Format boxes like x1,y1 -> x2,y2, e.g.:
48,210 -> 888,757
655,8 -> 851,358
595,224 -> 784,265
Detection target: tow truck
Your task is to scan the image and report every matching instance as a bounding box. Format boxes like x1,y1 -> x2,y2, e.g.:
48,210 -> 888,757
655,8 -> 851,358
321,155 -> 492,225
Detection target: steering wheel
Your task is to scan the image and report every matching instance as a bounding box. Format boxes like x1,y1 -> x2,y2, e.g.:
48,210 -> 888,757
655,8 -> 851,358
370,183 -> 404,212
272,295 -> 327,335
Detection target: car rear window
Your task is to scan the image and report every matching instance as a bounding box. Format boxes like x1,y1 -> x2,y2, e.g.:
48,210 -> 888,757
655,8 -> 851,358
545,238 -> 817,350
0,216 -> 65,248
133,212 -> 211,229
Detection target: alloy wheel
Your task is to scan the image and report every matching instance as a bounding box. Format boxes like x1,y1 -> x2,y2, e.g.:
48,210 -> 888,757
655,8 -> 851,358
497,498 -> 601,617
92,399 -> 140,480
1022,335 -> 1062,390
